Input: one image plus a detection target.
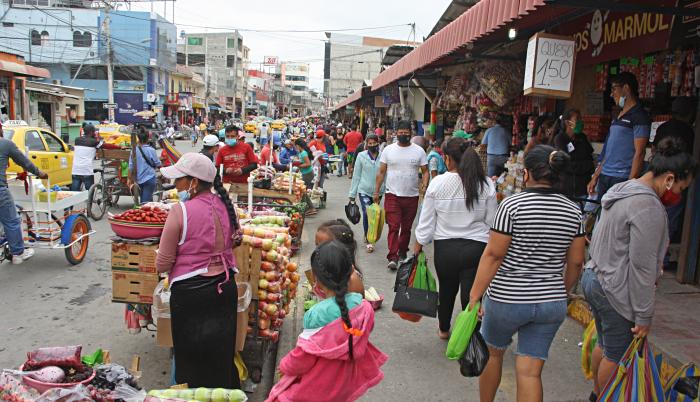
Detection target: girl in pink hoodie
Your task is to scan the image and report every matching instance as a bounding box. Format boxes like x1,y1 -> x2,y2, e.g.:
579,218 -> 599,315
266,241 -> 388,402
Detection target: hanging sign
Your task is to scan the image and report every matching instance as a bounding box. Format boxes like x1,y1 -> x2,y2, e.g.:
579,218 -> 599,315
523,33 -> 576,99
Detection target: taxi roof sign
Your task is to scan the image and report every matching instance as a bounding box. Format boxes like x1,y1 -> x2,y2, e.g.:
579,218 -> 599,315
3,120 -> 29,127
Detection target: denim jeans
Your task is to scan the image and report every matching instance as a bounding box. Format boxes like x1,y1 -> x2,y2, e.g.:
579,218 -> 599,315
597,174 -> 627,201
358,193 -> 374,237
139,177 -> 157,203
481,295 -> 567,360
0,187 -> 24,255
70,174 -> 95,191
487,154 -> 509,177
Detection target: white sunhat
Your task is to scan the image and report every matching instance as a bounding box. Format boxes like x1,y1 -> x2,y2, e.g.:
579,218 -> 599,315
203,134 -> 219,147
161,152 -> 216,183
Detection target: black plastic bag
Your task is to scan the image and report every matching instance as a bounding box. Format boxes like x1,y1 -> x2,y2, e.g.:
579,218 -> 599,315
345,200 -> 361,225
459,325 -> 489,377
393,255 -> 416,291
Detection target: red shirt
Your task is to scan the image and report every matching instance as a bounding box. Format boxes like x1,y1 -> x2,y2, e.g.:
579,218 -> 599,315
215,142 -> 258,183
260,144 -> 279,165
344,130 -> 363,152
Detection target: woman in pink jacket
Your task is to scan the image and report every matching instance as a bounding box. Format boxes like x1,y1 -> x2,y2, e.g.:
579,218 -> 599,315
266,241 -> 387,402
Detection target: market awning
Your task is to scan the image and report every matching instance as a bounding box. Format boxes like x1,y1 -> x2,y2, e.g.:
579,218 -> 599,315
0,60 -> 50,78
372,0 -> 545,91
333,89 -> 363,111
25,84 -> 80,99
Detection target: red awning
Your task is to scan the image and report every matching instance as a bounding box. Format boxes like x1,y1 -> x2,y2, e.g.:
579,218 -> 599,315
0,60 -> 50,78
333,89 -> 363,111
372,0 -> 545,91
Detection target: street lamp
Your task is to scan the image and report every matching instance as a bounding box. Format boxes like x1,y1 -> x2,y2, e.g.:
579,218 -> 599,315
508,28 -> 518,41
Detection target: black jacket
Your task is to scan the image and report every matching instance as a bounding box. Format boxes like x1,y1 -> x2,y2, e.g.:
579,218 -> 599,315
554,132 -> 594,197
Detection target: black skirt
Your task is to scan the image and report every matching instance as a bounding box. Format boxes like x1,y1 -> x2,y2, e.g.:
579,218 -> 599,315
170,271 -> 240,389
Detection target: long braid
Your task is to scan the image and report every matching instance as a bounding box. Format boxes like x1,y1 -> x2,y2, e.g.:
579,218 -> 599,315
335,283 -> 354,359
213,174 -> 239,230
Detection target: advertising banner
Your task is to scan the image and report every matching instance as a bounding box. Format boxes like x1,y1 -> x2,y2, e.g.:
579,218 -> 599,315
114,93 -> 144,124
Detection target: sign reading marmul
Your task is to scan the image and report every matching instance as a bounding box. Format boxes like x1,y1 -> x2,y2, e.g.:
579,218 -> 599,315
263,56 -> 278,65
523,33 -> 576,99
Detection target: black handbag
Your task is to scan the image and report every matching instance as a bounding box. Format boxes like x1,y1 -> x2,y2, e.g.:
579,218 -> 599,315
345,200 -> 361,225
458,323 -> 490,377
391,255 -> 438,318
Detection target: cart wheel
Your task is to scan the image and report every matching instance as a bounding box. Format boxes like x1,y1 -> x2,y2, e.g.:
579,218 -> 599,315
65,215 -> 90,265
87,184 -> 107,220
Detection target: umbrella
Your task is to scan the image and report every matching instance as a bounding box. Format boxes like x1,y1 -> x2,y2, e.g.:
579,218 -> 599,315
133,110 -> 156,118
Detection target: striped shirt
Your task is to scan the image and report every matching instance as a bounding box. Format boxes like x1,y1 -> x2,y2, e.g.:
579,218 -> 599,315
486,187 -> 584,304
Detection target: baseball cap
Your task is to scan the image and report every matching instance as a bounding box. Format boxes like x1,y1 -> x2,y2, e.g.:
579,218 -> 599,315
161,152 -> 216,183
316,129 -> 326,139
453,130 -> 473,139
203,134 -> 219,147
284,139 -> 292,145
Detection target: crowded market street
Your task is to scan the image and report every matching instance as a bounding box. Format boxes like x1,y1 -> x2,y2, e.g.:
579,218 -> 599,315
0,141 -> 592,402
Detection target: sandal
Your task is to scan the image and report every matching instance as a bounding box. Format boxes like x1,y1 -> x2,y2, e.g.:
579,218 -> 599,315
305,209 -> 318,216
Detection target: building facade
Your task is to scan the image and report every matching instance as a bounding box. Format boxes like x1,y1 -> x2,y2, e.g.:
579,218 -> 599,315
177,31 -> 249,117
0,0 -> 177,124
277,62 -> 309,116
324,33 -> 419,106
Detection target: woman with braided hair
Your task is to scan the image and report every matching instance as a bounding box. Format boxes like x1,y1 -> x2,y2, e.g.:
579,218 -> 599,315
266,241 -> 387,402
156,153 -> 241,389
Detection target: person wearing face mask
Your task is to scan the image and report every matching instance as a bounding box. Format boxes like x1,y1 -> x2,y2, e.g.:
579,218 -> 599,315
374,120 -> 428,270
215,125 -> 258,184
348,134 -> 384,253
156,152 -> 242,389
582,137 -> 697,401
71,124 -> 121,191
588,72 -> 651,200
553,109 -> 594,198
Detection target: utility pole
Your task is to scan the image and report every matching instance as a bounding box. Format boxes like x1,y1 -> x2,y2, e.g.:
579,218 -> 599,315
104,2 -> 115,122
232,31 -> 238,118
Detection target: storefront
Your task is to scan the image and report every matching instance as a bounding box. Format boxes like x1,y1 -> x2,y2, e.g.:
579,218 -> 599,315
25,82 -> 85,141
0,51 -> 50,122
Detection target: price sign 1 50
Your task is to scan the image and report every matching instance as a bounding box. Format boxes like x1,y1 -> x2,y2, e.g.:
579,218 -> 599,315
534,38 -> 574,92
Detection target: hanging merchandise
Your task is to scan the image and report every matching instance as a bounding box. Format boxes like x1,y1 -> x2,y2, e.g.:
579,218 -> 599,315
475,61 -> 525,107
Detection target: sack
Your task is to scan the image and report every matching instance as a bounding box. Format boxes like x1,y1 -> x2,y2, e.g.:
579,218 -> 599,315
446,302 -> 480,360
598,337 -> 665,402
664,363 -> 700,402
459,323 -> 489,377
365,203 -> 385,244
345,200 -> 361,225
581,319 -> 598,380
392,252 -> 438,318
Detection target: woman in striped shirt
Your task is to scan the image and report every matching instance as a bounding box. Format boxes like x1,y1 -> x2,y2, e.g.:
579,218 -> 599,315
469,145 -> 586,402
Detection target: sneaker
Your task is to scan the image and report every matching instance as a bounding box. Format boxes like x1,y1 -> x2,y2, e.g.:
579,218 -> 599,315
366,244 -> 374,253
12,248 -> 35,265
387,260 -> 398,271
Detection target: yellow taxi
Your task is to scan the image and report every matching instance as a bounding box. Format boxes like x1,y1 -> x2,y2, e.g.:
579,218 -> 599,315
2,120 -> 74,186
96,123 -> 132,147
270,119 -> 286,130
244,121 -> 258,134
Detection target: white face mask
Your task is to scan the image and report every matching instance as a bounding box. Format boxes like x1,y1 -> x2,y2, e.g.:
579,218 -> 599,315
618,96 -> 626,108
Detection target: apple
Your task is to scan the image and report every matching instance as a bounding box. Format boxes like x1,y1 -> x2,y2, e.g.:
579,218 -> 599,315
241,235 -> 252,245
260,261 -> 275,272
252,237 -> 263,248
259,328 -> 272,338
194,388 -> 211,402
211,388 -> 228,402
273,318 -> 283,328
262,239 -> 273,251
267,292 -> 281,303
229,389 -> 247,402
264,303 -> 278,316
287,262 -> 298,272
278,309 -> 286,319
253,228 -> 266,238
243,226 -> 254,236
265,271 -> 278,282
291,272 -> 301,283
258,278 -> 269,290
270,330 -> 280,343
268,282 -> 280,293
259,318 -> 270,330
258,289 -> 267,300
264,230 -> 276,239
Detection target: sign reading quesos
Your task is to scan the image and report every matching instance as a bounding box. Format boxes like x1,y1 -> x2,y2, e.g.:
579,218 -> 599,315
523,33 -> 576,99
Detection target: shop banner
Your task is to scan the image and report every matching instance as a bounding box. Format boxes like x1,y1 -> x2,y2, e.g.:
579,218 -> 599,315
670,0 -> 700,47
553,2 -> 674,66
114,93 -> 144,125
382,84 -> 400,105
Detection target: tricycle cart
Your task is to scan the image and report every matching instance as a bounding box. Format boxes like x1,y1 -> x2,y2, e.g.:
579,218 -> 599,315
6,175 -> 96,265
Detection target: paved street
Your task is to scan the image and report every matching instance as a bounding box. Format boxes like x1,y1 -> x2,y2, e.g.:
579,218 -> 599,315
0,141 -> 591,401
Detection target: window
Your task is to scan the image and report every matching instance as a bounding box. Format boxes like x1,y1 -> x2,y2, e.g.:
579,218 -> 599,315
2,22 -> 14,27
73,31 -> 91,47
113,66 -> 142,81
227,38 -> 236,49
292,86 -> 306,91
3,130 -> 15,140
187,54 -> 205,66
226,80 -> 233,88
31,30 -> 41,46
70,65 -> 108,80
40,31 -> 49,46
187,37 -> 203,46
24,130 -> 46,151
41,131 -> 64,152
177,52 -> 186,65
11,0 -> 49,6
226,55 -> 237,68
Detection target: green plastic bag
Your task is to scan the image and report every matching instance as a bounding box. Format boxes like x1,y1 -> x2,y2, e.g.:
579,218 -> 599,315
365,204 -> 385,244
412,252 -> 436,292
446,302 -> 480,360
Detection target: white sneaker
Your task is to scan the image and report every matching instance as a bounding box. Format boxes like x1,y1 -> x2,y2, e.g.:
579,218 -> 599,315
12,248 -> 35,265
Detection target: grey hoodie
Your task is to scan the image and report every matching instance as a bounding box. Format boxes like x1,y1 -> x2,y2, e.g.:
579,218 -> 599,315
586,180 -> 668,326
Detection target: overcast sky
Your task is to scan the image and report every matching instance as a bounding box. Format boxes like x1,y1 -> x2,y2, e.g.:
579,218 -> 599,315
128,0 -> 453,91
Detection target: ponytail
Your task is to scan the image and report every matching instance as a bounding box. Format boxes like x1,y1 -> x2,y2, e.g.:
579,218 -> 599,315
442,137 -> 488,210
335,283 -> 354,359
524,145 -> 570,184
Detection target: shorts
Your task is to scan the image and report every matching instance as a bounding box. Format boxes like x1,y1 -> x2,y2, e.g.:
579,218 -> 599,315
481,295 -> 567,360
581,269 -> 634,363
346,152 -> 356,165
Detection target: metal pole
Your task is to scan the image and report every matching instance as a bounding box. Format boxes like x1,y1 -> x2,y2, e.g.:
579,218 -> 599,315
233,32 -> 238,118
104,4 -> 115,122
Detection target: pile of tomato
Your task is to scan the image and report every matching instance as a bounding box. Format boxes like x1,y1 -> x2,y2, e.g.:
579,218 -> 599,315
112,205 -> 168,224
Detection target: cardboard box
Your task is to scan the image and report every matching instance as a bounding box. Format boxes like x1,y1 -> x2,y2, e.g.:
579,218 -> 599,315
112,242 -> 159,273
112,271 -> 160,304
156,317 -> 173,347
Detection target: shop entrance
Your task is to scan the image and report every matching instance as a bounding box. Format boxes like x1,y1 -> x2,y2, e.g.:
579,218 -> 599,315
37,101 -> 53,130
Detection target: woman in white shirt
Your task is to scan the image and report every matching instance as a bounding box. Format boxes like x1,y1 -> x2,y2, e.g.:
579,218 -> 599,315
414,137 -> 497,339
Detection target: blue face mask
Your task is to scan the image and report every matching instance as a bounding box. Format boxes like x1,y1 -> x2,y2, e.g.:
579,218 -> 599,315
177,190 -> 190,202
225,138 -> 237,147
618,96 -> 626,108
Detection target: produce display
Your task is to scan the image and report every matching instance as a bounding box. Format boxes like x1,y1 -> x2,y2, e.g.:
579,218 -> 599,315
111,204 -> 169,224
271,172 -> 306,197
147,387 -> 247,402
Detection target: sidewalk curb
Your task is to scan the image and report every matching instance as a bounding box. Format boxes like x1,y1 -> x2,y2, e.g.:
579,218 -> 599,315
567,298 -> 684,383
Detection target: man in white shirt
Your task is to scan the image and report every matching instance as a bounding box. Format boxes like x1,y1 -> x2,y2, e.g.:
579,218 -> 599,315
71,124 -> 121,191
374,120 -> 428,270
